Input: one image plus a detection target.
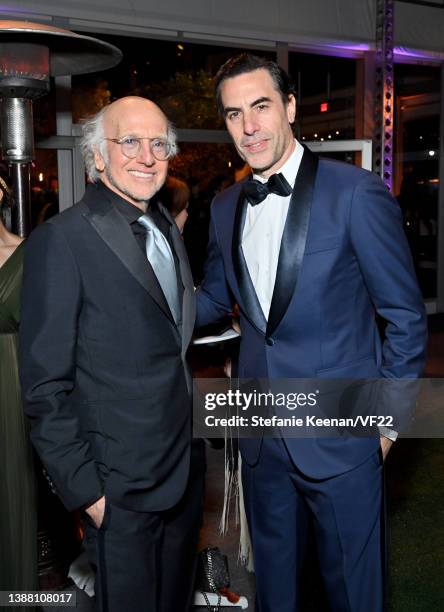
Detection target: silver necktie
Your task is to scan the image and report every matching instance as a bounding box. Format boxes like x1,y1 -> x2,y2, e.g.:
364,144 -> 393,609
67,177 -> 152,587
138,214 -> 181,324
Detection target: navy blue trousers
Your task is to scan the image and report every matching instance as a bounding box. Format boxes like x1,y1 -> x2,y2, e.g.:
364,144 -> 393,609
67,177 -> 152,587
242,437 -> 385,612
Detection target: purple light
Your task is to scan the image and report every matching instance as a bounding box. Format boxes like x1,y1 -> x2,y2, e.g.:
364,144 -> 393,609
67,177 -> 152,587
0,7 -> 38,15
319,42 -> 371,58
394,46 -> 444,62
326,43 -> 444,63
296,41 -> 444,63
325,42 -> 371,52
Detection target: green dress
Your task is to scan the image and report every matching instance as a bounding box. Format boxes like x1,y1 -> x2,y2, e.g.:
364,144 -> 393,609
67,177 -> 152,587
0,242 -> 38,608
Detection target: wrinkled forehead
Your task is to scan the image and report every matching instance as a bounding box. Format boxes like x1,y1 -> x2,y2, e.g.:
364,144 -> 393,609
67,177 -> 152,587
104,102 -> 168,138
220,68 -> 282,109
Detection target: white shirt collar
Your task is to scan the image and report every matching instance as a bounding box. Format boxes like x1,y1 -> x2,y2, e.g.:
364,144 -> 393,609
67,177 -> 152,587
252,139 -> 304,187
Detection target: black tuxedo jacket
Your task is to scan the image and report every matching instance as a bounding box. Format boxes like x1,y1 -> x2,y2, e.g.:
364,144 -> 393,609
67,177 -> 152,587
20,182 -> 196,512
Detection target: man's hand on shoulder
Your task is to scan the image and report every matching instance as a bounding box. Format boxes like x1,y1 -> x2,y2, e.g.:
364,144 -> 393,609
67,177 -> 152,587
86,496 -> 106,528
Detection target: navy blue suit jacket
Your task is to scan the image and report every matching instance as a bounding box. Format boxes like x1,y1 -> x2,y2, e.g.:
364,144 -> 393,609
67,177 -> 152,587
197,148 -> 427,478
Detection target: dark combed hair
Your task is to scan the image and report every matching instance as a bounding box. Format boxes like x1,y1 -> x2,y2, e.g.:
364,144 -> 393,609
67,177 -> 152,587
214,53 -> 296,116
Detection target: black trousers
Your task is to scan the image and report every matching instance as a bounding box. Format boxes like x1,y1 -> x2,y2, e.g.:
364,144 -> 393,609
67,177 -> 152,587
83,441 -> 206,612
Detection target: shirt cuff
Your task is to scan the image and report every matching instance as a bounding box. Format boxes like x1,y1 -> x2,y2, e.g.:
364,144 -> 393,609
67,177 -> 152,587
379,425 -> 398,442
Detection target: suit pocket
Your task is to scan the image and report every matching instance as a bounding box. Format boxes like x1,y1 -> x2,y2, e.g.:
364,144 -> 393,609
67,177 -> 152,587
316,355 -> 379,377
99,498 -> 112,531
371,447 -> 383,468
305,236 -> 341,255
84,498 -> 112,531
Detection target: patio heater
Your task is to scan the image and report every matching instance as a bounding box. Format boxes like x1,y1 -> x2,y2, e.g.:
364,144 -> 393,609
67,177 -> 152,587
0,20 -> 122,236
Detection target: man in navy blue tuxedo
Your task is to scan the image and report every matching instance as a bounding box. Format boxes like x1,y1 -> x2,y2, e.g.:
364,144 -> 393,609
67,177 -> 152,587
197,54 -> 427,611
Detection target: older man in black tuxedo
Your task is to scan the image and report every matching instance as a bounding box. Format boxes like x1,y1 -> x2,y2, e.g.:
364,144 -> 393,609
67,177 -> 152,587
20,96 -> 202,612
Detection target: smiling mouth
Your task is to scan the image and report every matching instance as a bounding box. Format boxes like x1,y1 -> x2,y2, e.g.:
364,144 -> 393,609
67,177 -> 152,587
243,140 -> 268,152
128,170 -> 156,179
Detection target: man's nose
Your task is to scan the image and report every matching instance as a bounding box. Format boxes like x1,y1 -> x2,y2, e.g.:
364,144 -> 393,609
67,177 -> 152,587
242,112 -> 259,135
136,140 -> 155,164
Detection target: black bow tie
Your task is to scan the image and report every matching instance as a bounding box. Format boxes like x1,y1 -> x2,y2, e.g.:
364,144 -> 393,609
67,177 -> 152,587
243,173 -> 292,206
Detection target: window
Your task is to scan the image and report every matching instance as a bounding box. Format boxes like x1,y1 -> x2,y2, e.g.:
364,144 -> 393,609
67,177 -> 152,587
394,63 -> 441,299
289,52 -> 356,142
72,34 -> 274,129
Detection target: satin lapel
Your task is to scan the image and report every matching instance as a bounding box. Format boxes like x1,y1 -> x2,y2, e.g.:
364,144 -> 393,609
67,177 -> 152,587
158,203 -> 196,352
231,188 -> 267,335
82,197 -> 174,323
267,146 -> 319,337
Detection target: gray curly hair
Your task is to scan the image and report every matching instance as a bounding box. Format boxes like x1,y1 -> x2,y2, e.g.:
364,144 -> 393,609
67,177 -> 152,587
80,105 -> 179,182
80,106 -> 109,182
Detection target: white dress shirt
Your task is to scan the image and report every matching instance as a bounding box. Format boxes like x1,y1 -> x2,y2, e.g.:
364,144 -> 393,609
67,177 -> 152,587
242,140 -> 304,319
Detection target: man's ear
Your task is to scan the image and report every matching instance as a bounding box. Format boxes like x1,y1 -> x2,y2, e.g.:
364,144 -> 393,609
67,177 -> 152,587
94,148 -> 105,173
287,94 -> 296,124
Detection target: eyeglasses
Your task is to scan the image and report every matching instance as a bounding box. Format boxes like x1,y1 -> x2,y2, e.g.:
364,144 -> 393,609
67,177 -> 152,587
104,136 -> 174,161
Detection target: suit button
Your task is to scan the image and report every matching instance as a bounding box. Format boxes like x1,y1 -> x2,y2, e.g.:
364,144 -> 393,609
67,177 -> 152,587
266,337 -> 275,346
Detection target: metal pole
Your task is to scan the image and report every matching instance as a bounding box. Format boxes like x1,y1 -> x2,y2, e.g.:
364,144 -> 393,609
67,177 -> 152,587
436,62 -> 444,312
55,75 -> 74,212
374,0 -> 394,192
0,97 -> 35,236
10,161 -> 31,237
